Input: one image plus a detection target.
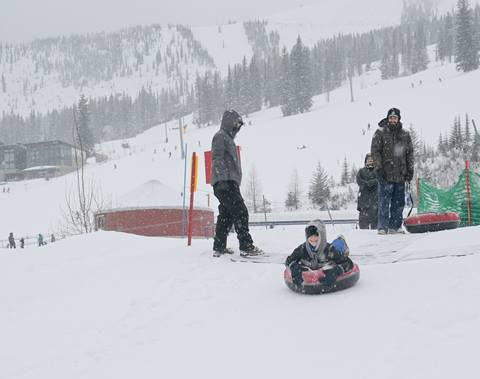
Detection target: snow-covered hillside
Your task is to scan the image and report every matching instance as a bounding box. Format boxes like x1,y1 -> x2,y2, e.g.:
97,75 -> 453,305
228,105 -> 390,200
0,50 -> 479,236
0,25 -> 214,117
3,0 -> 477,117
1,224 -> 479,378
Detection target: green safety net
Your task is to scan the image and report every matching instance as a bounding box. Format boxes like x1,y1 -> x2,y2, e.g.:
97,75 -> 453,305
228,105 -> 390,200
418,169 -> 480,226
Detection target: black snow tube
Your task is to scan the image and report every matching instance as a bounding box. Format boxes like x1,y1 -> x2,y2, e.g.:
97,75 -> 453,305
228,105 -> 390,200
284,264 -> 360,295
404,212 -> 460,234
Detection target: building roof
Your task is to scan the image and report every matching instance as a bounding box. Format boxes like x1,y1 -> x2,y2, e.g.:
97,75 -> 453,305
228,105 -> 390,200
22,165 -> 58,172
0,144 -> 27,152
117,180 -> 182,208
23,140 -> 78,149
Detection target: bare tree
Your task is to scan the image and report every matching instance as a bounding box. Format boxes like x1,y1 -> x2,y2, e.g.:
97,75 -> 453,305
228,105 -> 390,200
244,165 -> 262,213
61,104 -> 109,234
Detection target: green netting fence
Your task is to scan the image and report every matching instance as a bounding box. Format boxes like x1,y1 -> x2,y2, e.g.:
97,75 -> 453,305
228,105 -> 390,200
417,164 -> 480,227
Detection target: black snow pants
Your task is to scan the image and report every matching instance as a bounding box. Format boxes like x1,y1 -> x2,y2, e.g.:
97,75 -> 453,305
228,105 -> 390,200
358,209 -> 377,229
213,180 -> 254,251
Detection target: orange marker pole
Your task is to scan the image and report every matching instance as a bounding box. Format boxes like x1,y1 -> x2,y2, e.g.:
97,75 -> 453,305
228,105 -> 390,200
188,152 -> 198,246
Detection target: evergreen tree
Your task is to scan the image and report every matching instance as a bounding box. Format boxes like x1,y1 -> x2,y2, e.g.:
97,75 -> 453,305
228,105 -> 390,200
437,13 -> 455,62
409,127 -> 422,158
285,169 -> 302,210
455,0 -> 480,72
308,162 -> 331,210
411,22 -> 429,73
280,47 -> 294,116
247,56 -> 263,114
465,113 -> 472,145
290,36 -> 313,114
281,37 -> 313,116
76,95 -> 94,155
285,191 -> 298,210
341,157 -> 350,185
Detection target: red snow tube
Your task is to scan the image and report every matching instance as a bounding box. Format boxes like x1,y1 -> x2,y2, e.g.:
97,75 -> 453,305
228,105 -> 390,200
404,212 -> 460,234
284,264 -> 360,295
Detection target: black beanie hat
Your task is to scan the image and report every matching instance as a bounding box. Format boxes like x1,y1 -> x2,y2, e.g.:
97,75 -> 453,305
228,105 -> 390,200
387,108 -> 401,120
305,225 -> 319,238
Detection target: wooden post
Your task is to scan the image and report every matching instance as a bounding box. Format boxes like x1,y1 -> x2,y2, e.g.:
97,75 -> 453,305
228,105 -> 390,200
188,152 -> 198,246
466,160 -> 471,226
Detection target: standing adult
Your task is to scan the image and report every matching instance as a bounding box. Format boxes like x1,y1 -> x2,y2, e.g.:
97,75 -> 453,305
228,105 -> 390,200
356,153 -> 378,229
211,109 -> 263,257
371,108 -> 414,235
38,233 -> 44,247
8,232 -> 16,249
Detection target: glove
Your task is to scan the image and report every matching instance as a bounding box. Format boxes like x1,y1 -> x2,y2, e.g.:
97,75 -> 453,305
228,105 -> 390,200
310,262 -> 320,270
320,266 -> 344,285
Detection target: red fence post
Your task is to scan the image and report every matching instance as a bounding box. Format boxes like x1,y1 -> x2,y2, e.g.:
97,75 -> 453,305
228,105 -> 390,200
465,160 -> 471,226
188,152 -> 198,246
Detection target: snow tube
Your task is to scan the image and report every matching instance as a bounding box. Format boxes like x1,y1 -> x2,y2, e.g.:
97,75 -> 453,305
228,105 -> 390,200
284,264 -> 360,295
404,212 -> 460,234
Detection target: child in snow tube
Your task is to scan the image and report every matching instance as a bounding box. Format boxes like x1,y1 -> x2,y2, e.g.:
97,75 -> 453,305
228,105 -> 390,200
284,220 -> 356,293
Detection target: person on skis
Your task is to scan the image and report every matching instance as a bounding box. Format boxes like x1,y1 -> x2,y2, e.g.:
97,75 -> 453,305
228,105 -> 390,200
211,109 -> 263,257
285,220 -> 353,286
356,153 -> 378,229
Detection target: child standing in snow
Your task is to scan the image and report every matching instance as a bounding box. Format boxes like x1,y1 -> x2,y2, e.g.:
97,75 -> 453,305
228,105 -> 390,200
285,220 -> 353,286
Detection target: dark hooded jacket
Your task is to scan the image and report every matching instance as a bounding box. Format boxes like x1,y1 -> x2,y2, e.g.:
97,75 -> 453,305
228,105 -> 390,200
285,220 -> 352,271
211,110 -> 243,186
356,154 -> 378,212
371,118 -> 414,182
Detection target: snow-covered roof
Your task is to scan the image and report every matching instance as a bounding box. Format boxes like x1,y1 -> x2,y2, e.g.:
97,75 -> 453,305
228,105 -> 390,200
116,179 -> 184,208
22,165 -> 58,172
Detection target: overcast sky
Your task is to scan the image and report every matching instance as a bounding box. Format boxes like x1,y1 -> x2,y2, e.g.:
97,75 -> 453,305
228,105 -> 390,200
1,0 -> 315,43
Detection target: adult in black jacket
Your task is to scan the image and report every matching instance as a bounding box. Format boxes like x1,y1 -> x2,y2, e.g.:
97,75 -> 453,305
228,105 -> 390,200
8,232 -> 16,249
211,110 -> 262,257
285,220 -> 353,286
371,108 -> 414,234
356,153 -> 378,229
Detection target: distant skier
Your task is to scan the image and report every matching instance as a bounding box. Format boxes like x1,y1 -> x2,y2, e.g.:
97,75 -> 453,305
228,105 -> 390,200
38,233 -> 44,247
51,234 -> 56,243
8,232 -> 16,249
285,220 -> 353,286
20,237 -> 25,249
371,108 -> 414,234
356,153 -> 378,229
211,109 -> 263,257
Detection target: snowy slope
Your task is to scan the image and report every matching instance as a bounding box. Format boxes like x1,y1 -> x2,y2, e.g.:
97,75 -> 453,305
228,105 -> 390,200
192,22 -> 253,76
265,0 -> 404,48
1,52 -> 479,236
2,0 -> 477,117
1,224 -> 479,378
0,26 -> 215,117
193,0 -> 480,72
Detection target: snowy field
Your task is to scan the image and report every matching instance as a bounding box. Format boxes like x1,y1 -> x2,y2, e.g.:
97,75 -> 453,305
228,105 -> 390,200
1,224 -> 479,378
2,1 -> 480,377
